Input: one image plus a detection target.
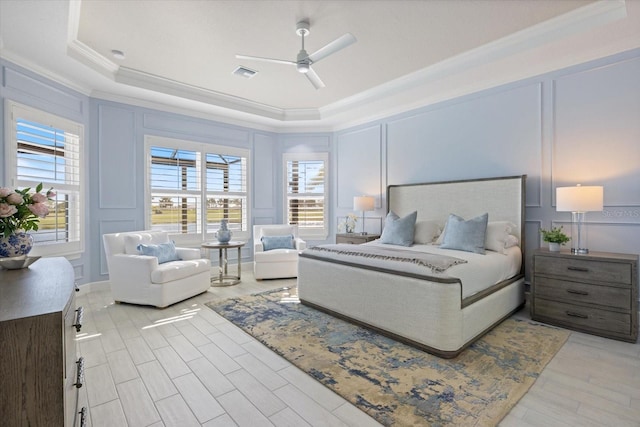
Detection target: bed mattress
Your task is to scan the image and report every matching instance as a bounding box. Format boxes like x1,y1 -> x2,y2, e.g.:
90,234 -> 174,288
302,241 -> 522,299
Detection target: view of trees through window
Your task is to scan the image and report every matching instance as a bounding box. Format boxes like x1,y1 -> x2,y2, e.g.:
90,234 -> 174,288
148,145 -> 247,235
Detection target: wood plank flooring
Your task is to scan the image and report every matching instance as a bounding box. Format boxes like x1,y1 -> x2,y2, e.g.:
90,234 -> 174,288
76,273 -> 640,426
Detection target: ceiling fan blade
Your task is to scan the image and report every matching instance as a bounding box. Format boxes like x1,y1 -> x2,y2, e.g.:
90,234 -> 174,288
305,67 -> 325,90
235,54 -> 295,66
308,33 -> 356,63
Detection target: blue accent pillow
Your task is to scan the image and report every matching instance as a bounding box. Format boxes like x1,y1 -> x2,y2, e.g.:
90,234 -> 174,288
261,235 -> 295,251
379,210 -> 417,246
137,241 -> 180,264
440,213 -> 489,254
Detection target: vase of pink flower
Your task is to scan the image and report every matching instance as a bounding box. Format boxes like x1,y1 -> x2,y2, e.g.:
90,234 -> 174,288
0,183 -> 55,258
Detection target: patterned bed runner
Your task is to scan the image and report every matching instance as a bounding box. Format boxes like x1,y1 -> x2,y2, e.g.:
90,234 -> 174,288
306,244 -> 467,273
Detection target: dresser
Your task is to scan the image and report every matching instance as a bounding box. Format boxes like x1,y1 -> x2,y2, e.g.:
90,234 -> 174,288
336,233 -> 380,244
531,248 -> 638,342
0,257 -> 86,426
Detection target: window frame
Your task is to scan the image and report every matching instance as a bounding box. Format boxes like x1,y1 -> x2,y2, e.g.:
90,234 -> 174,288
4,100 -> 85,257
283,152 -> 329,240
144,135 -> 251,245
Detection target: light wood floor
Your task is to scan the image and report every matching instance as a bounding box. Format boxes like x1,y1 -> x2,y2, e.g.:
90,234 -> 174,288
76,274 -> 640,427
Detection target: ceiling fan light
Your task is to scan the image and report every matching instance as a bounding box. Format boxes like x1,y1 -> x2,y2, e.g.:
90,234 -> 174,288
297,63 -> 310,73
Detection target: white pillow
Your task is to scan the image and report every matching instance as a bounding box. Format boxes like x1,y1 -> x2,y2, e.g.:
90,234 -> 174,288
413,220 -> 441,244
485,221 -> 518,254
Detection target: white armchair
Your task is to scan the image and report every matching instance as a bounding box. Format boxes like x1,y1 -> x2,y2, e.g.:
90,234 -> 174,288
253,224 -> 306,280
102,230 -> 211,308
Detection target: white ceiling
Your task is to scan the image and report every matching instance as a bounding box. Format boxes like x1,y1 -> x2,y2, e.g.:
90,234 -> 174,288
1,1 -> 639,131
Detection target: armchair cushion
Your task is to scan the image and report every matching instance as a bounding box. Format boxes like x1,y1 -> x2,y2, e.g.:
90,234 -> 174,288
261,235 -> 295,251
137,241 -> 180,264
151,259 -> 211,284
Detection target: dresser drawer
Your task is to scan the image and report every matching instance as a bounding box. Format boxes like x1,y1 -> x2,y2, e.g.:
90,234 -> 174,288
535,256 -> 632,284
533,299 -> 631,335
534,277 -> 631,310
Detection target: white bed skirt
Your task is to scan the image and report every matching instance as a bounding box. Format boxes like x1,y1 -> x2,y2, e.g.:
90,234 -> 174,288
298,256 -> 525,357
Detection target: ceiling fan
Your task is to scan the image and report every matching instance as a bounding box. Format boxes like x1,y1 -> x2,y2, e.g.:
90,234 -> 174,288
236,20 -> 357,90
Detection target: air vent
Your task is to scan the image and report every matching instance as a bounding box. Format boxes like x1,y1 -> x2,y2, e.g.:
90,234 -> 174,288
233,66 -> 258,78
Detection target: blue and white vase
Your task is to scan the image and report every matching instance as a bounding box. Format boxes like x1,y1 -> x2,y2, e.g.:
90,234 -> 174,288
0,232 -> 34,258
215,219 -> 232,243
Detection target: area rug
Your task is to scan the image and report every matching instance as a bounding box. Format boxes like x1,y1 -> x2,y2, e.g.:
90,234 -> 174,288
206,287 -> 569,426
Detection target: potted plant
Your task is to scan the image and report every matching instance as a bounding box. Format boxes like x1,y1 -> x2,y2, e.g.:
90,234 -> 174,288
540,226 -> 570,252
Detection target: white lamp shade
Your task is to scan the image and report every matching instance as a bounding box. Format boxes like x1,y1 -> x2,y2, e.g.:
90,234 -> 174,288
556,185 -> 603,212
353,196 -> 375,212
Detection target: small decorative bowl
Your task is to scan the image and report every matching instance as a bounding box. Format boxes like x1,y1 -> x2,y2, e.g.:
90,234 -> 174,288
0,255 -> 41,270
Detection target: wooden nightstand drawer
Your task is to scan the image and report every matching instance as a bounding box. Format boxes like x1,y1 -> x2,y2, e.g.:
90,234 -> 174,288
534,277 -> 631,310
531,249 -> 638,342
535,255 -> 632,285
534,299 -> 631,336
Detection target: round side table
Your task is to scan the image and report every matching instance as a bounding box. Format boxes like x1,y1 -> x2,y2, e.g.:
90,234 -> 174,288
201,241 -> 245,286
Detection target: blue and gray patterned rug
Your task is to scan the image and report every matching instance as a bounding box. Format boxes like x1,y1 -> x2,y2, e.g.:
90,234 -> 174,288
206,287 -> 569,426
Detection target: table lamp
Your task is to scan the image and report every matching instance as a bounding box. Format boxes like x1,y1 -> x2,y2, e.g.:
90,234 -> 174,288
556,185 -> 603,254
353,196 -> 375,235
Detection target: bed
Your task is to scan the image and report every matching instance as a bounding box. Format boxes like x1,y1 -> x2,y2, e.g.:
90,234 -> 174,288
298,175 -> 526,358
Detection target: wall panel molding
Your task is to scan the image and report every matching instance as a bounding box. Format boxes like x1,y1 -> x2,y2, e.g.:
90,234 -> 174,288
4,66 -> 84,117
142,112 -> 250,144
551,57 -> 640,207
336,125 -> 382,209
98,104 -> 137,209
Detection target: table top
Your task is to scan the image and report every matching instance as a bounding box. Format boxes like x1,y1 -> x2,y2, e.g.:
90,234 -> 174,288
201,241 -> 245,249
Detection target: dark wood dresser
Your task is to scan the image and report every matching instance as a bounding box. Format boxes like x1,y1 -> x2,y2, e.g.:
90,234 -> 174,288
0,257 -> 86,426
531,248 -> 638,342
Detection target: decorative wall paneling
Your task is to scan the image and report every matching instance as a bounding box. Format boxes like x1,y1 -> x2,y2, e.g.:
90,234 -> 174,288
3,66 -> 84,118
1,60 -> 90,284
336,124 -> 383,209
98,105 -> 137,209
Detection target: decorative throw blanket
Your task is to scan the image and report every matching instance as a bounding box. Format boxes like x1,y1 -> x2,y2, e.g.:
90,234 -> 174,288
306,244 -> 467,273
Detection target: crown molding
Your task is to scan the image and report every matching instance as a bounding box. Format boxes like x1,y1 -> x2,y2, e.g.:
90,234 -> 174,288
5,0 -> 629,129
320,0 -> 627,120
0,49 -> 93,96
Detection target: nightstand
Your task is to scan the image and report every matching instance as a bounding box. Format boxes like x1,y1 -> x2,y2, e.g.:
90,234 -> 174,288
531,248 -> 638,342
336,233 -> 380,244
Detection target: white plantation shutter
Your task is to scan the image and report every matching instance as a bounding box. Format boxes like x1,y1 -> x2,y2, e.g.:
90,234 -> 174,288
145,137 -> 250,241
8,101 -> 84,255
149,147 -> 202,234
205,153 -> 247,233
285,153 -> 328,239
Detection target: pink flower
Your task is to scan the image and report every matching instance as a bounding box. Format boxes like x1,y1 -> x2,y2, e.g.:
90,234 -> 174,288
6,193 -> 24,205
31,192 -> 48,203
0,203 -> 18,218
28,203 -> 50,218
0,187 -> 11,198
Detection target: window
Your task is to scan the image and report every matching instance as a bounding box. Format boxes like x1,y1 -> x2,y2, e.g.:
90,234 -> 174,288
5,101 -> 84,256
284,153 -> 328,239
145,136 -> 250,243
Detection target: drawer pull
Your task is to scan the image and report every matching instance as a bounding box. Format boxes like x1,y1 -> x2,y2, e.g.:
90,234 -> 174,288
73,306 -> 83,332
74,357 -> 85,388
79,407 -> 88,427
567,266 -> 589,273
565,311 -> 588,319
566,289 -> 589,296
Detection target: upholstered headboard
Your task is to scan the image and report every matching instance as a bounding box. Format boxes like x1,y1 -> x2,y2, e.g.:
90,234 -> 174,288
387,175 -> 526,268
